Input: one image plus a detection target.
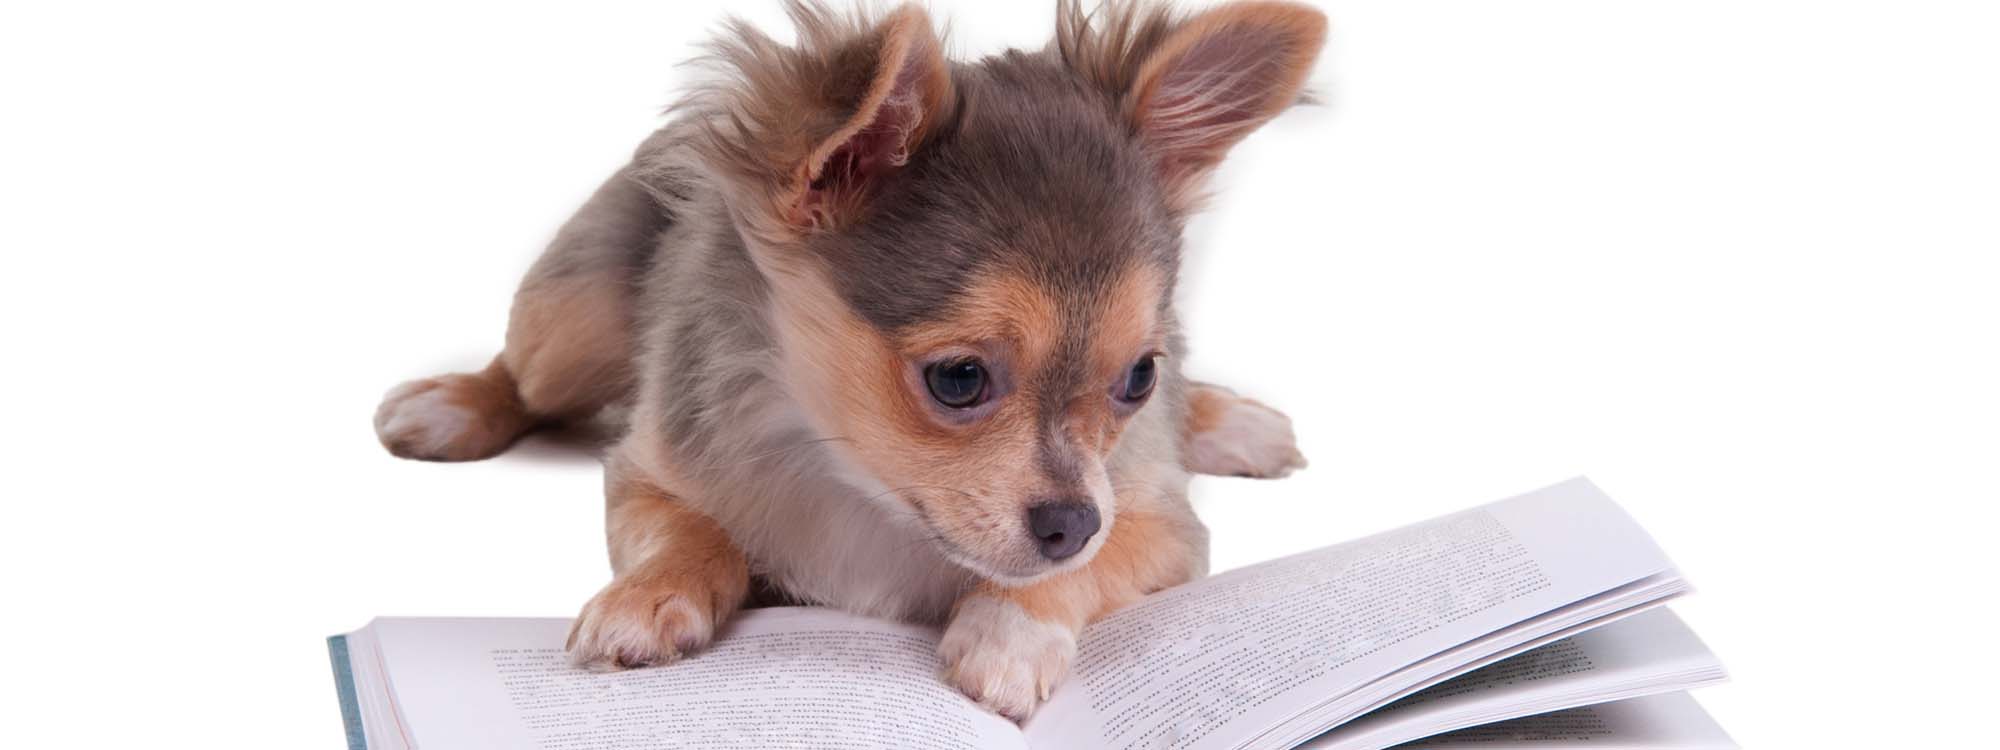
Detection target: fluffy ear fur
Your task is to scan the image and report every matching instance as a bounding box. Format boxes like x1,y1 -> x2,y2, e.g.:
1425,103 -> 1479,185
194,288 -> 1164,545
796,8 -> 953,228
1059,0 -> 1326,212
684,2 -> 954,244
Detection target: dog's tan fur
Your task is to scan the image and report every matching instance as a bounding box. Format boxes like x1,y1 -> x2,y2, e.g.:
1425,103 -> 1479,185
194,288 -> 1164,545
1183,382 -> 1310,478
374,361 -> 530,462
503,274 -> 635,420
568,458 -> 751,670
376,0 -> 1323,719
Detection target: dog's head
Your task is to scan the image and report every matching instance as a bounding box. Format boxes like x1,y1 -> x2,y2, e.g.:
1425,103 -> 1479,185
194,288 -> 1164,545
688,1 -> 1323,584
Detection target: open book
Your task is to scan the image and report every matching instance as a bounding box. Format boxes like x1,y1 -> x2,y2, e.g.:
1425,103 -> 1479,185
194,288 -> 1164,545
328,478 -> 1734,749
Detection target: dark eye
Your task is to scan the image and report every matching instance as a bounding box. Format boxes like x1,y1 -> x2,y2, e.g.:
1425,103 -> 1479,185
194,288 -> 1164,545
925,359 -> 989,409
1119,356 -> 1158,404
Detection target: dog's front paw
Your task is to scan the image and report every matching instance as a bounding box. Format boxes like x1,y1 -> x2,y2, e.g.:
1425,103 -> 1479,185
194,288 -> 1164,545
939,596 -> 1078,721
566,575 -> 728,671
1185,390 -> 1307,478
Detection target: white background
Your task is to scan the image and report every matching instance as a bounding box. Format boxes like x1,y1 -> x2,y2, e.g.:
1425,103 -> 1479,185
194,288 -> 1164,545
3,1 -> 1994,746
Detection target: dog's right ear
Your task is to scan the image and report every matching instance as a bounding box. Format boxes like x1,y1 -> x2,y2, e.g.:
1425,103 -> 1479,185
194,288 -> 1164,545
692,3 -> 954,245
1058,0 -> 1326,214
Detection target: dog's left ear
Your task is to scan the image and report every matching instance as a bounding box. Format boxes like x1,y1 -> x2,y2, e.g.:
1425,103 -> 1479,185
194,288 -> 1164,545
692,4 -> 953,246
789,6 -> 954,230
1123,2 -> 1327,211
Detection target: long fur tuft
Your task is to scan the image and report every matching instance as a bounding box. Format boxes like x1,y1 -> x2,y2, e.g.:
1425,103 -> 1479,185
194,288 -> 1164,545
1053,0 -> 1180,101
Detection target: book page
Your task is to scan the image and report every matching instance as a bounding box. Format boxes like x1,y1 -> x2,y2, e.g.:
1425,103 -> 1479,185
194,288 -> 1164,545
337,627 -> 412,750
367,609 -> 1026,750
1392,693 -> 1736,749
1302,608 -> 1725,750
1022,478 -> 1674,750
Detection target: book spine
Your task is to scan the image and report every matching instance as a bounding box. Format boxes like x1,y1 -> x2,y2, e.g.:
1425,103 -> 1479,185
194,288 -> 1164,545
326,635 -> 368,750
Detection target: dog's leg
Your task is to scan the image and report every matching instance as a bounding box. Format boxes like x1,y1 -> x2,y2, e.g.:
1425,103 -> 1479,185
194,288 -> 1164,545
566,460 -> 750,669
374,168 -> 662,461
1180,381 -> 1307,478
939,506 -> 1206,720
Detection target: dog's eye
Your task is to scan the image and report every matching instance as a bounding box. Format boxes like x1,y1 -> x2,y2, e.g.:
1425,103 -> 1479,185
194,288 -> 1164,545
925,359 -> 989,409
1119,356 -> 1159,404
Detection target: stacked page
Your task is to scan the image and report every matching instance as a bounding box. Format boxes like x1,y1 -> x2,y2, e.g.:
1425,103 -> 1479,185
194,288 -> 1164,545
1387,694 -> 1735,750
329,478 -> 1733,749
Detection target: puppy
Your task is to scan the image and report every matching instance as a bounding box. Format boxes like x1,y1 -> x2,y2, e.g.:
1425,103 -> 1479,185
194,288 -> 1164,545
374,0 -> 1321,719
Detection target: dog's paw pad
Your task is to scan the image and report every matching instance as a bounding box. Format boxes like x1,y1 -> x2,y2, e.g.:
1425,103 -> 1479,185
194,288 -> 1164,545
1185,396 -> 1307,479
939,596 -> 1077,721
374,375 -> 526,461
567,579 -> 719,671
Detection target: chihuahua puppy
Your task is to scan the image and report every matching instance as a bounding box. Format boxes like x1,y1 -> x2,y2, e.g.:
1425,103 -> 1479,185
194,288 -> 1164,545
375,0 -> 1320,719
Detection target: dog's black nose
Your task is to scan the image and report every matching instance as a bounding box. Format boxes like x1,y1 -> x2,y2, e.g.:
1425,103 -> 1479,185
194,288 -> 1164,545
1027,501 -> 1100,561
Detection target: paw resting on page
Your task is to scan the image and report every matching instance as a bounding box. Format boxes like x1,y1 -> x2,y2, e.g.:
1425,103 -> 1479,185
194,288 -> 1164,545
939,596 -> 1079,721
566,576 -> 725,670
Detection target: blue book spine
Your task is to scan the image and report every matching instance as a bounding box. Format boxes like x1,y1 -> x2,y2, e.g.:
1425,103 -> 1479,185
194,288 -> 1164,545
326,635 -> 368,750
